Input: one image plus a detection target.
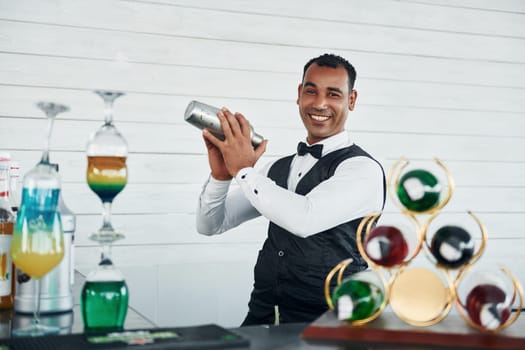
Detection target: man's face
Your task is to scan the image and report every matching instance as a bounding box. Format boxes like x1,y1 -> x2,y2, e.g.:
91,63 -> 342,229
297,64 -> 357,144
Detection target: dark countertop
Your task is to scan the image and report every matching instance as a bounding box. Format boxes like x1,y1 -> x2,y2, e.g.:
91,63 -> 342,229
232,311 -> 525,350
0,271 -> 155,337
233,323 -> 333,350
0,272 -> 524,350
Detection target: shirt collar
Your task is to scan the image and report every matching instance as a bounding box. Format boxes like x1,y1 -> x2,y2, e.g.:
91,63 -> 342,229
304,131 -> 351,158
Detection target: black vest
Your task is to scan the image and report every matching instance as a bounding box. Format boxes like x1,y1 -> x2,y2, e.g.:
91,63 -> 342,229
266,144 -> 385,270
247,145 -> 386,320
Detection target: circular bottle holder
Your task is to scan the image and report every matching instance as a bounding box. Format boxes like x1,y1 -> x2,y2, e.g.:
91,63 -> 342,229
356,214 -> 423,270
422,211 -> 487,271
388,157 -> 454,216
389,267 -> 454,326
324,157 -> 523,332
454,266 -> 523,332
324,259 -> 388,326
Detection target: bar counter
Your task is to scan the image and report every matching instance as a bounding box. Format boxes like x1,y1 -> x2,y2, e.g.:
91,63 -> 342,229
0,272 -> 524,349
0,271 -> 155,337
4,319 -> 523,350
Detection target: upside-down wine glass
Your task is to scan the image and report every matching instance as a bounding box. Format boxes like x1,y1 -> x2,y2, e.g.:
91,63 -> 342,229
86,90 -> 128,244
10,102 -> 68,336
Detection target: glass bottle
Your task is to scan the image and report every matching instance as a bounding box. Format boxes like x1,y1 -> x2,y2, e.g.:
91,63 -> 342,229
14,164 -> 75,314
0,159 -> 16,310
9,161 -> 21,214
80,246 -> 128,333
331,270 -> 385,322
10,102 -> 67,336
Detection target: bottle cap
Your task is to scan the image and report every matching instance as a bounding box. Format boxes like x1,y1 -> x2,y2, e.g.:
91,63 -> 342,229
0,155 -> 10,170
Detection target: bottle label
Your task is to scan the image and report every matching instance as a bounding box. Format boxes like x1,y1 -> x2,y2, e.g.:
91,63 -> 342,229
0,235 -> 12,296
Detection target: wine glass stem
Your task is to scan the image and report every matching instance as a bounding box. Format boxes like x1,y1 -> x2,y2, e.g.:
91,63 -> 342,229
101,242 -> 113,261
102,202 -> 114,231
33,279 -> 42,326
41,113 -> 56,164
104,100 -> 114,125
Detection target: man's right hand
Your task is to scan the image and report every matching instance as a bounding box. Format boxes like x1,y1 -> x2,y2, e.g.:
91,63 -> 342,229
203,108 -> 267,178
203,133 -> 233,181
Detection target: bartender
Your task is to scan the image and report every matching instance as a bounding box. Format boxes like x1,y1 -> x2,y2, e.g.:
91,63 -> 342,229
196,53 -> 386,326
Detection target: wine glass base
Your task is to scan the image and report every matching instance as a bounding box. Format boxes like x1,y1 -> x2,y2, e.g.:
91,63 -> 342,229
90,232 -> 125,244
12,323 -> 61,337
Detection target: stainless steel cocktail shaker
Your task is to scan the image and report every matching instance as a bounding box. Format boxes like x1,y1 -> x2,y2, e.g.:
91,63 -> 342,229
184,100 -> 264,147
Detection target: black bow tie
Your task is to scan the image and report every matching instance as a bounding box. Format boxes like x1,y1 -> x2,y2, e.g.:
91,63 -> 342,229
297,142 -> 323,159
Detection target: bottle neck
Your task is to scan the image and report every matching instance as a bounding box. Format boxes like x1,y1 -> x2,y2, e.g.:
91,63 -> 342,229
0,170 -> 11,213
0,169 -> 9,198
8,175 -> 20,212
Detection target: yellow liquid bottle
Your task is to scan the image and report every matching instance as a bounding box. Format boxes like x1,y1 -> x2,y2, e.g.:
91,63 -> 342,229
11,187 -> 64,280
11,234 -> 64,279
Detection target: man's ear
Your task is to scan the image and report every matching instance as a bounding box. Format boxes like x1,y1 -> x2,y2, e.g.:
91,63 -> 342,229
348,89 -> 358,111
297,83 -> 302,105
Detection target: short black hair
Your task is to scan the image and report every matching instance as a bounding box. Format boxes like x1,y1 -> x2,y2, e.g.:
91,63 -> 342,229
302,53 -> 357,90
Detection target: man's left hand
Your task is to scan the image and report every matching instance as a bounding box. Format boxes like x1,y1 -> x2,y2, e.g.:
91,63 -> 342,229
202,107 -> 267,177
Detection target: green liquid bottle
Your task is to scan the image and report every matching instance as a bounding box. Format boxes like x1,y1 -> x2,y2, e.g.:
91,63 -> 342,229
81,258 -> 128,333
332,271 -> 384,322
397,169 -> 441,212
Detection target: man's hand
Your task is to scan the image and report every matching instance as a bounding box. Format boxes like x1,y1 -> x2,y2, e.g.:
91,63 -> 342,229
203,107 -> 267,178
203,133 -> 232,180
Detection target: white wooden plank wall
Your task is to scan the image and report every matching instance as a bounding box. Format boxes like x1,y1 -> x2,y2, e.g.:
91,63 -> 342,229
1,0 -> 524,327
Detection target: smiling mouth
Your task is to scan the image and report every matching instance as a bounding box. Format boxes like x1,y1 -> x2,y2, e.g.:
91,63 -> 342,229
309,114 -> 330,122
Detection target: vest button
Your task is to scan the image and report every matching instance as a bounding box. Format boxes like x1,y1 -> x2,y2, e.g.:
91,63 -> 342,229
278,250 -> 284,257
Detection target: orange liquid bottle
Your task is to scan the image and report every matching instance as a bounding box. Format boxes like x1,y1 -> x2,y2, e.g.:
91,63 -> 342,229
0,160 -> 15,309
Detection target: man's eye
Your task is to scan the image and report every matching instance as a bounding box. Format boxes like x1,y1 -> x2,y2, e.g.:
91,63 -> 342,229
305,90 -> 316,95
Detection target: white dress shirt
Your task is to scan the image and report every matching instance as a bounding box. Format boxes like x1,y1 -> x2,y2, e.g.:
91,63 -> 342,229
196,131 -> 384,238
